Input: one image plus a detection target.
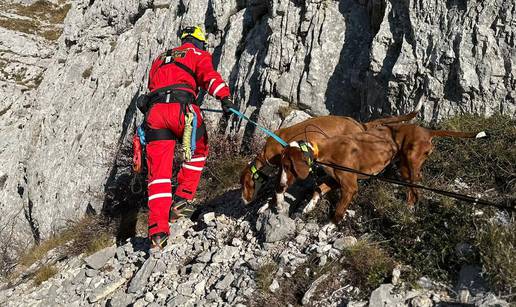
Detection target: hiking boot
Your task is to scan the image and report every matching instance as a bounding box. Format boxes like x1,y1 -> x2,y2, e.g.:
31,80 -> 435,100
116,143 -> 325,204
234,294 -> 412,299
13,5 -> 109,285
150,232 -> 168,249
169,196 -> 196,222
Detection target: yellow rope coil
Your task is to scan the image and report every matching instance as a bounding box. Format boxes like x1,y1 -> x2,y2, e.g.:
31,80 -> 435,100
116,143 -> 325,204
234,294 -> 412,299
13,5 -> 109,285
182,112 -> 194,161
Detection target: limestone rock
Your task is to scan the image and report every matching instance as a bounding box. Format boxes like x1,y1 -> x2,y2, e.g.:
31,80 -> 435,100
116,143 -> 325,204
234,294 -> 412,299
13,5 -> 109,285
2,0 -> 514,258
84,246 -> 116,270
128,257 -> 158,294
88,277 -> 126,303
256,210 -> 295,243
215,273 -> 235,290
368,284 -> 403,307
333,236 -> 357,250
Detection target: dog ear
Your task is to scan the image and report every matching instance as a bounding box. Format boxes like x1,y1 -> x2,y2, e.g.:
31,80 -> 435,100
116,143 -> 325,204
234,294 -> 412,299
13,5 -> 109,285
289,148 -> 311,179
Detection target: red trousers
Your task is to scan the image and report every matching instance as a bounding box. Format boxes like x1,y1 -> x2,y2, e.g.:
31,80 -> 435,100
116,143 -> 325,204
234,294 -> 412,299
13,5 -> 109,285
146,103 -> 208,236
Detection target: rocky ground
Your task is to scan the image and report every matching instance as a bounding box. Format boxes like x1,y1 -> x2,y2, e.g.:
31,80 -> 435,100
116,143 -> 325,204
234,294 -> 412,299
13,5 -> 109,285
0,187 -> 511,306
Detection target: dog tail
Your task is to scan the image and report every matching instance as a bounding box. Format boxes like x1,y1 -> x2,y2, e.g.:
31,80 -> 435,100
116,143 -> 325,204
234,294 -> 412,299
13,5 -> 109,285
365,111 -> 419,129
430,130 -> 488,139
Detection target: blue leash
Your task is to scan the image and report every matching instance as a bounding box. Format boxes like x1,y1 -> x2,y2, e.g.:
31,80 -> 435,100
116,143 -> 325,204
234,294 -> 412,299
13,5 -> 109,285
200,107 -> 289,147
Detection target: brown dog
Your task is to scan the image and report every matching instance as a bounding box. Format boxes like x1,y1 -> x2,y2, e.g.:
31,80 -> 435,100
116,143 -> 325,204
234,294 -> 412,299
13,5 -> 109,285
240,112 -> 419,204
278,124 -> 486,222
387,124 -> 487,205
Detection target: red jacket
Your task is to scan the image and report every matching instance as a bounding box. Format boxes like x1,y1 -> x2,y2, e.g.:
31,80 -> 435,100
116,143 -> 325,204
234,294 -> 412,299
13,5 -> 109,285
148,42 -> 230,101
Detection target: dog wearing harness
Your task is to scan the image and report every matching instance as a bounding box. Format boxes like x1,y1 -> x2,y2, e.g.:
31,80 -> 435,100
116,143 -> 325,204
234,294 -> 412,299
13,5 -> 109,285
278,123 -> 487,223
133,26 -> 239,249
240,111 -> 420,206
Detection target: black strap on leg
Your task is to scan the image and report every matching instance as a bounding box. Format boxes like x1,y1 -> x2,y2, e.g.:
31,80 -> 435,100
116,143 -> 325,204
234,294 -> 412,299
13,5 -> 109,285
144,125 -> 179,142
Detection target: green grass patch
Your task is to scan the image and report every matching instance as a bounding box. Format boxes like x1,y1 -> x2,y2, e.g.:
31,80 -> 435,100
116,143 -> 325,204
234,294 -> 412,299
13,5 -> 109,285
477,221 -> 515,295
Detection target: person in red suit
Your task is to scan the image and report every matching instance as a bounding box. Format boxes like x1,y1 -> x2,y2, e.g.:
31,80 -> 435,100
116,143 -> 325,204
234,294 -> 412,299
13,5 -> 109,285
145,26 -> 238,248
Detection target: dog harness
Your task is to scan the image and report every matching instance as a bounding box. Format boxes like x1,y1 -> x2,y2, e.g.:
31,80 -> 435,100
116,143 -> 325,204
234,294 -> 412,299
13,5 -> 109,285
290,140 -> 318,172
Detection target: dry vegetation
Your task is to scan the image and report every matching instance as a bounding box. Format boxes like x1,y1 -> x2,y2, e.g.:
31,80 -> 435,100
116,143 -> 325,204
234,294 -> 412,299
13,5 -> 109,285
343,240 -> 396,292
18,216 -> 114,269
195,131 -> 262,201
0,0 -> 71,41
256,262 -> 278,293
32,265 -> 57,286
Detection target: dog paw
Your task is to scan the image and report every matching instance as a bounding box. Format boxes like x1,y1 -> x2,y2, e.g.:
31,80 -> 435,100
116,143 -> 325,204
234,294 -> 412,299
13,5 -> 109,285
257,203 -> 269,214
321,223 -> 336,233
276,203 -> 288,215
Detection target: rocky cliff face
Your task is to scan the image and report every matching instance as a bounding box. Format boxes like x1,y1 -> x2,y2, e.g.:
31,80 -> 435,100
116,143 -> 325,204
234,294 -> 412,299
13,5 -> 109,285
0,0 -> 514,261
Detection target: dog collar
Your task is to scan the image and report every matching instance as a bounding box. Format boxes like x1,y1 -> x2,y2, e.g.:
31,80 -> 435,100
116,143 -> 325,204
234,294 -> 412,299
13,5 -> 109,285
249,163 -> 267,182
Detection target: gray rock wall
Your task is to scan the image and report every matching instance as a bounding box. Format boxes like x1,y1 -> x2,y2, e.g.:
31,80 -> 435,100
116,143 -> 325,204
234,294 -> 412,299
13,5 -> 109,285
364,0 -> 515,121
0,0 -> 514,251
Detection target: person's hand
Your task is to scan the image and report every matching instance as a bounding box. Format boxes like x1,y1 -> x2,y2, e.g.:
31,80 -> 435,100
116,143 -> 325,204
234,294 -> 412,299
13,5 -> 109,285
221,97 -> 239,116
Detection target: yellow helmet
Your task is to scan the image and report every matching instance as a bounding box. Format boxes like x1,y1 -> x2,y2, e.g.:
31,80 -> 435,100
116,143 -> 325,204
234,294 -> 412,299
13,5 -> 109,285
180,26 -> 207,42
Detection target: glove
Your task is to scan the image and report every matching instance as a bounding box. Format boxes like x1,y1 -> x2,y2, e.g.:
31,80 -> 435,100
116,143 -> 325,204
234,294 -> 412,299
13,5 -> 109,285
221,97 -> 239,116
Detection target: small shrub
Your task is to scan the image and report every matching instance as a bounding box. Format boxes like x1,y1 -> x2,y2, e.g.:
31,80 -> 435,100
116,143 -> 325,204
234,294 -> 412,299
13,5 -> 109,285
66,216 -> 114,256
33,265 -> 57,286
354,186 -> 481,283
476,220 -> 515,295
195,132 -> 253,200
343,240 -> 395,291
426,114 -> 515,196
256,261 -> 278,293
277,105 -> 293,119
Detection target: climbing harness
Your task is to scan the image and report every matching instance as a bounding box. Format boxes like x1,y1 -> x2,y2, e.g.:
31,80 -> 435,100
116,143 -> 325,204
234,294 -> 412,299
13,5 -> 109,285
314,160 -> 515,212
159,50 -> 198,82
